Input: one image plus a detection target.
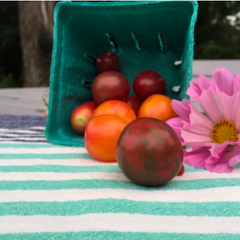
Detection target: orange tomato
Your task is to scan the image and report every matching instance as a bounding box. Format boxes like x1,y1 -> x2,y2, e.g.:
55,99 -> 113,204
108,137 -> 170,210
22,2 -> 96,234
85,115 -> 128,162
138,94 -> 178,121
92,100 -> 136,124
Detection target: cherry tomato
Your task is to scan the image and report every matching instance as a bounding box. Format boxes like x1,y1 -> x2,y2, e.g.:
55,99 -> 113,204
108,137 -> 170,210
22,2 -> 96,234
177,165 -> 185,176
92,71 -> 130,106
71,101 -> 97,134
97,51 -> 120,72
85,115 -> 128,162
138,94 -> 178,121
93,100 -> 136,124
125,95 -> 141,115
133,70 -> 166,102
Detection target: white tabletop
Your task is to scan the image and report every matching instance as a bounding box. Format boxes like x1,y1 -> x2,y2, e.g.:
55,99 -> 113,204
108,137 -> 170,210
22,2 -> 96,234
0,60 -> 239,116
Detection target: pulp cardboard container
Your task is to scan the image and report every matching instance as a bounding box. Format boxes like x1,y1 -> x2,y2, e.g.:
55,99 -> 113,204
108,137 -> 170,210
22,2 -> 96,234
46,1 -> 198,146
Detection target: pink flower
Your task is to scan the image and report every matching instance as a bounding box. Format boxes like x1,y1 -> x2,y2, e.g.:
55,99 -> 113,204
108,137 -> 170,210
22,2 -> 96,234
167,68 -> 240,173
186,68 -> 240,99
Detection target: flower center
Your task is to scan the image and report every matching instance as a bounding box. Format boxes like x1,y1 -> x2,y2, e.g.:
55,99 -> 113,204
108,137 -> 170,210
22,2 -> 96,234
211,119 -> 238,144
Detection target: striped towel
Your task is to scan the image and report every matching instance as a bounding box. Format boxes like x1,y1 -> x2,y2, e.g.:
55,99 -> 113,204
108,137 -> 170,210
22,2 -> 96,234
0,114 -> 240,239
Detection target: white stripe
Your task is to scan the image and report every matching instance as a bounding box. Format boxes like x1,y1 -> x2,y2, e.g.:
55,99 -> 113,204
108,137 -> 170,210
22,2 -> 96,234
0,172 -> 126,181
0,141 -> 47,144
0,159 -> 239,181
0,129 -> 44,134
29,126 -> 45,130
0,159 -> 115,166
0,167 -> 239,181
1,214 -> 240,234
0,147 -> 88,154
0,137 -> 46,141
1,187 -> 240,203
0,133 -> 44,137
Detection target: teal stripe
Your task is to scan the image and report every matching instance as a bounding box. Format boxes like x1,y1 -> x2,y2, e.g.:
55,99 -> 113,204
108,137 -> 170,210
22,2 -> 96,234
0,232 -> 239,240
0,143 -> 58,148
0,153 -> 91,159
184,165 -> 205,172
0,200 -> 239,217
0,162 -> 206,174
0,141 -> 85,149
1,154 -> 239,172
0,164 -> 238,174
0,165 -> 120,173
0,178 -> 239,191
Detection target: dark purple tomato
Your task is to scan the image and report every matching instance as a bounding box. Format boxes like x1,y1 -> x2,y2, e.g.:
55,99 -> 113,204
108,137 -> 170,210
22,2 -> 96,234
92,71 -> 130,106
116,118 -> 183,187
125,95 -> 141,115
97,51 -> 120,72
133,70 -> 167,102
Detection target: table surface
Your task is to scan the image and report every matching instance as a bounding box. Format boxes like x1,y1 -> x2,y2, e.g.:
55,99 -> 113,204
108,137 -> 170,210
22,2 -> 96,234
1,60 -> 239,116
1,114 -> 240,238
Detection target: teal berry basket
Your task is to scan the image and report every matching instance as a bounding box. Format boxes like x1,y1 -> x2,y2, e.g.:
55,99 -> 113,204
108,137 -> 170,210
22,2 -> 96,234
45,0 -> 198,147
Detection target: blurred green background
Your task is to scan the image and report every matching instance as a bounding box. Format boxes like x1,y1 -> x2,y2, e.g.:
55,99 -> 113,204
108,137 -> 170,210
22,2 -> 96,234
0,1 -> 240,89
0,2 -> 23,88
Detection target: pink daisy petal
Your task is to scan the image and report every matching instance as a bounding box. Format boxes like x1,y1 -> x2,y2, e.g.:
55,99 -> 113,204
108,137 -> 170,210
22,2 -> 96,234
192,145 -> 209,151
166,117 -> 184,143
206,156 -> 233,173
185,103 -> 213,135
209,142 -> 228,158
186,74 -> 211,100
212,68 -> 234,96
233,72 -> 240,95
184,146 -> 210,169
237,115 -> 240,133
226,145 -> 240,167
181,130 -> 213,146
180,104 -> 213,146
171,99 -> 191,122
206,143 -> 240,173
198,90 -> 222,123
215,91 -> 240,125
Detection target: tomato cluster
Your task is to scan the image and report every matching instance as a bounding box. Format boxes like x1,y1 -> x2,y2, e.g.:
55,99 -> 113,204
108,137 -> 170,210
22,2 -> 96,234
70,51 -> 184,176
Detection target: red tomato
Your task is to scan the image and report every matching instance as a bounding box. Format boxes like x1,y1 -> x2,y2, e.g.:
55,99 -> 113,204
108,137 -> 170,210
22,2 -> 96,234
71,101 -> 97,134
97,51 -> 120,72
125,95 -> 141,115
133,70 -> 166,102
93,100 -> 136,124
177,165 -> 185,176
92,71 -> 130,106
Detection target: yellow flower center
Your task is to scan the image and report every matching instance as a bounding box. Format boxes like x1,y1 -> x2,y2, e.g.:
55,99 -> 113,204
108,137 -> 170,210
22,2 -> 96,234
211,119 -> 238,144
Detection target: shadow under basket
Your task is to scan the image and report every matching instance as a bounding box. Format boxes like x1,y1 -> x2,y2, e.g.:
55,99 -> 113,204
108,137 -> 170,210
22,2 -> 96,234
45,1 -> 198,147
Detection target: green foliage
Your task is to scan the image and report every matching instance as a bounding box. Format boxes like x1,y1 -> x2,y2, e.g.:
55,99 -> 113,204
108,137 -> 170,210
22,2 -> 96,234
195,1 -> 240,59
0,2 -> 23,88
42,98 -> 48,107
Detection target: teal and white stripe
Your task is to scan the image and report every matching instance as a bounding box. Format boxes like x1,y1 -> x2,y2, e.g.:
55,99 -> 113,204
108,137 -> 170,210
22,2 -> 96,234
1,215 -> 240,234
1,142 -> 240,239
